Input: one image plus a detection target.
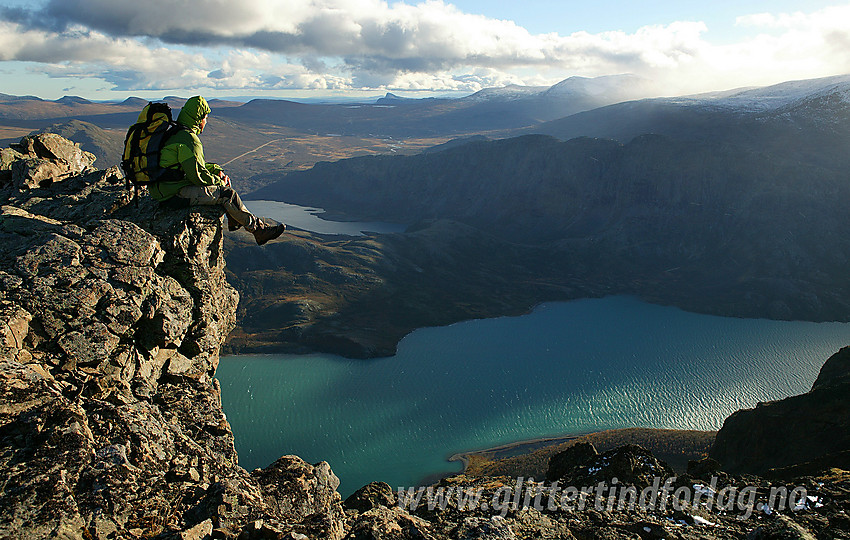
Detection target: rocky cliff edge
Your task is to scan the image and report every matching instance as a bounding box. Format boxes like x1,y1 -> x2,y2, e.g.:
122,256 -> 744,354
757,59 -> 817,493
0,134 -> 345,538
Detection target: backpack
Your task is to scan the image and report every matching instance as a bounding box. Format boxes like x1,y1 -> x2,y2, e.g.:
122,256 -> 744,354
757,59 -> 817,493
121,102 -> 184,199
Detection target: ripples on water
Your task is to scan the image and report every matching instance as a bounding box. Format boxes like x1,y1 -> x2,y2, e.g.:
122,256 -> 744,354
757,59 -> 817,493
216,296 -> 850,496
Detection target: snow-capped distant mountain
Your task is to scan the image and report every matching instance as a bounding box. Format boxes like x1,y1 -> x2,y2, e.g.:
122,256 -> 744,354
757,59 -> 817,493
463,74 -> 658,104
544,74 -> 655,99
670,74 -> 850,112
534,72 -> 850,144
443,74 -> 664,126
463,84 -> 550,102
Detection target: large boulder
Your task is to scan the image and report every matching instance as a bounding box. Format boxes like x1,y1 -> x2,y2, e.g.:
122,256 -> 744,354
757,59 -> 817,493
5,133 -> 96,189
546,443 -> 674,489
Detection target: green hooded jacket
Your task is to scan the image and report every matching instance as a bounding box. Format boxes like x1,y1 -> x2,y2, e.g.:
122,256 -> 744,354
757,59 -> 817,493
149,96 -> 225,201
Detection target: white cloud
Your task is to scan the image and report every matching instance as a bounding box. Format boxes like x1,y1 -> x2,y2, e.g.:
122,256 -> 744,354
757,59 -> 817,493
0,21 -> 215,90
685,4 -> 850,91
0,1 -> 849,95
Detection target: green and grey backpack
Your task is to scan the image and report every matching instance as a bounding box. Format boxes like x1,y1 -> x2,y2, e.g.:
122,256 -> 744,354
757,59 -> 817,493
121,102 -> 184,198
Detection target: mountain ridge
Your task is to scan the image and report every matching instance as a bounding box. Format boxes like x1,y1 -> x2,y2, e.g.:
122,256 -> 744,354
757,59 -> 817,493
530,73 -> 850,149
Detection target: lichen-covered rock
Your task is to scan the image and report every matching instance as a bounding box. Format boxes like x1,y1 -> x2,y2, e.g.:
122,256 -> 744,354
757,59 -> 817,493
0,135 -> 345,538
0,147 -> 23,170
344,481 -> 397,513
345,506 -> 438,540
454,515 -> 516,539
253,456 -> 344,524
8,133 -> 96,189
0,147 -> 24,186
747,515 -> 817,540
547,443 -> 674,489
545,441 -> 599,482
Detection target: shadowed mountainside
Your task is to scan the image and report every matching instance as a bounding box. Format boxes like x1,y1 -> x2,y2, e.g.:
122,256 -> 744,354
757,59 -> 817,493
243,132 -> 850,335
531,74 -> 850,168
230,76 -> 850,355
222,219 -> 605,358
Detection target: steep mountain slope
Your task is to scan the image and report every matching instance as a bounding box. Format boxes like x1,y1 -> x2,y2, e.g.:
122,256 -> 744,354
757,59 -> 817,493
223,218 -> 601,358
711,346 -> 850,476
253,75 -> 850,238
0,134 -> 345,538
235,131 -> 850,353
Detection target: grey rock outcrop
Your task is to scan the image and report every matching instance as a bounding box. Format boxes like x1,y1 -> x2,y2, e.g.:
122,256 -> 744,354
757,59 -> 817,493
546,443 -> 674,490
747,515 -> 818,540
0,134 -> 344,538
1,132 -> 96,189
710,346 -> 850,476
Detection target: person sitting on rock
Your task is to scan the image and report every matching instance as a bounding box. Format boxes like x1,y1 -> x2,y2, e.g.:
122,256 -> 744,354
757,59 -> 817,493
148,95 -> 286,245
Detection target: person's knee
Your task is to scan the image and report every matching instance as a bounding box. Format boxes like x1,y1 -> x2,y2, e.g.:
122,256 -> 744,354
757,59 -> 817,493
220,187 -> 237,204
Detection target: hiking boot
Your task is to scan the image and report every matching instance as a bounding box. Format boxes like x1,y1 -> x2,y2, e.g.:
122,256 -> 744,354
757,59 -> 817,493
227,214 -> 242,231
252,222 -> 286,245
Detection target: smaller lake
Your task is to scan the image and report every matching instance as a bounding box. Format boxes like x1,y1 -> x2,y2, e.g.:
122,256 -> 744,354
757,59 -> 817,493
244,200 -> 407,236
217,297 -> 850,497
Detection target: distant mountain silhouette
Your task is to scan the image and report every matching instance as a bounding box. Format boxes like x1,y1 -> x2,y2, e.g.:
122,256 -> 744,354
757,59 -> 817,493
56,95 -> 92,105
215,74 -> 659,137
374,93 -> 431,104
121,97 -> 151,108
0,94 -> 139,121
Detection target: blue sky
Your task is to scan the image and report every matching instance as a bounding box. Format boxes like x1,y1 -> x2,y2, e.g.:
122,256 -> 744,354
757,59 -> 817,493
1,0 -> 848,100
450,0 -> 828,37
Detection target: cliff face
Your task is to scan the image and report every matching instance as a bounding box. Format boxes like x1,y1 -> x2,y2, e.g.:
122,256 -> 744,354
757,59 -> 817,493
251,132 -> 850,326
710,346 -> 850,476
0,135 -> 345,538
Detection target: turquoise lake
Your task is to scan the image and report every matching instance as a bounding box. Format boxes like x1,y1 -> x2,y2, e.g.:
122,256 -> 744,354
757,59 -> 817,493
216,296 -> 850,496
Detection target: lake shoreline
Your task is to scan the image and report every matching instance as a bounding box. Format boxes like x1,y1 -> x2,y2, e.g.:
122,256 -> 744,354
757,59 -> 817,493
423,427 -> 719,487
243,199 -> 407,235
447,433 -> 587,471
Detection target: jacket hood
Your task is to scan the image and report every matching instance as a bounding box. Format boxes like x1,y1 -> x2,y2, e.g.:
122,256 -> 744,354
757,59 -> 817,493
177,96 -> 211,131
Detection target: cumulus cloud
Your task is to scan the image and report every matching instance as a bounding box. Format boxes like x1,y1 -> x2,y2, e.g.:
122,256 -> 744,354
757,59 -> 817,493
0,0 -> 848,95
29,0 -> 710,73
689,4 -> 850,91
